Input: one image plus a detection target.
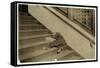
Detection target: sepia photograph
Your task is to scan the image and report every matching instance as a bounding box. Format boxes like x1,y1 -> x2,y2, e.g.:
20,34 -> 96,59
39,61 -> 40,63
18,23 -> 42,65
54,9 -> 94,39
11,2 -> 97,65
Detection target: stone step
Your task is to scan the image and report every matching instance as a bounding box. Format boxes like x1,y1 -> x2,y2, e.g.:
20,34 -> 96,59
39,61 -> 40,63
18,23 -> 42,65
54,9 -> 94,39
19,34 -> 52,40
19,31 -> 50,37
59,52 -> 83,60
19,25 -> 45,30
19,15 -> 33,20
23,47 -> 74,62
19,23 -> 42,27
19,47 -> 57,61
19,37 -> 45,46
19,22 -> 41,26
19,21 -> 43,26
19,19 -> 40,23
19,29 -> 49,33
19,21 -> 42,25
19,38 -> 55,49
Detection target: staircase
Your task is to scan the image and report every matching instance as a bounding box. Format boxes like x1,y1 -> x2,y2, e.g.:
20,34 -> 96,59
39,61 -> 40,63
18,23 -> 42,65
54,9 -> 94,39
19,12 -> 83,63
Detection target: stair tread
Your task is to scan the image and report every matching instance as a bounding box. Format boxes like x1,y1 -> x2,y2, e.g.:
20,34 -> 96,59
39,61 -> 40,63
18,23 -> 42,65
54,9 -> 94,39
44,49 -> 74,60
59,53 -> 83,60
19,29 -> 49,32
19,38 -> 55,49
27,48 -> 74,62
19,34 -> 52,40
20,47 -> 57,61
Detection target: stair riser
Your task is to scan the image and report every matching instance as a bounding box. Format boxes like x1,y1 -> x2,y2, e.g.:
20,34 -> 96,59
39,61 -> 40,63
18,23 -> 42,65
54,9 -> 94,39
19,31 -> 50,36
19,29 -> 50,33
19,26 -> 45,30
19,44 -> 56,61
19,21 -> 39,24
19,24 -> 43,27
21,46 -> 71,62
19,18 -> 33,21
19,19 -> 40,24
19,37 -> 46,46
31,47 -> 68,60
19,34 -> 52,40
19,43 -> 50,55
19,24 -> 42,27
21,49 -> 57,62
19,16 -> 33,19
